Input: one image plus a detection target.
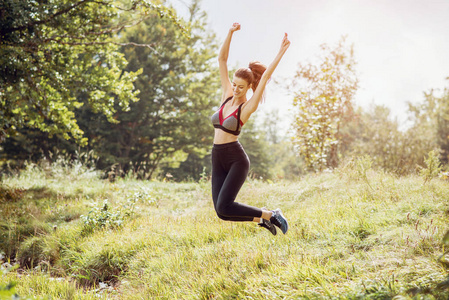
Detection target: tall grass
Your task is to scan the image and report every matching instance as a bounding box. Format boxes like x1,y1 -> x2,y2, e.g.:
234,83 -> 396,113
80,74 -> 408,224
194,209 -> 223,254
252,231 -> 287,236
1,155 -> 449,299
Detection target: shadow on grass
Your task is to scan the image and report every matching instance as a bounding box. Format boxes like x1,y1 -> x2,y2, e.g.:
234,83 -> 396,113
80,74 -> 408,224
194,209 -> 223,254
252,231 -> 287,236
24,186 -> 63,201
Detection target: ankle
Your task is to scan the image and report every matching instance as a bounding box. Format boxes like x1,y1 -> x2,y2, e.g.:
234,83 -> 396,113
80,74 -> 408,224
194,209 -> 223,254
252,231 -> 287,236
261,210 -> 273,220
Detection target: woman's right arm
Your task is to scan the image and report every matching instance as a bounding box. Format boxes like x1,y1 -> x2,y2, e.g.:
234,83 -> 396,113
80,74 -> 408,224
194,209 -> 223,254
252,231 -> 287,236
218,23 -> 240,102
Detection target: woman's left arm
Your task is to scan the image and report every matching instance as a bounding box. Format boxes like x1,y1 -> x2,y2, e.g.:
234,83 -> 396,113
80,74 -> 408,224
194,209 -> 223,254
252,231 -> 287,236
241,33 -> 290,121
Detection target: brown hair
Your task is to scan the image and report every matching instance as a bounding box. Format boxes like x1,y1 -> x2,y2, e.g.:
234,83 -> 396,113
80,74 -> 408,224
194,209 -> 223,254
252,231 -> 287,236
234,61 -> 267,92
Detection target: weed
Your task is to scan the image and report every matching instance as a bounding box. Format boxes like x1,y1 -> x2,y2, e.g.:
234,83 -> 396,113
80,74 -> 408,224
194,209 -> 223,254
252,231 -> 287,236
80,199 -> 136,234
420,150 -> 442,183
127,187 -> 158,207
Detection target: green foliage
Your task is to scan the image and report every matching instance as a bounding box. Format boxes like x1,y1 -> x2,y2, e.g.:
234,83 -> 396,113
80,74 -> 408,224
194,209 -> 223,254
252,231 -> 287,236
0,220 -> 52,261
293,75 -> 449,177
270,139 -> 305,180
261,109 -> 306,180
80,199 -> 136,234
0,264 -> 23,300
238,119 -> 274,180
73,1 -> 219,179
340,104 -> 437,175
289,36 -> 359,171
409,86 -> 449,165
16,236 -> 60,269
1,0 -> 220,181
420,150 -> 442,183
0,0 -> 163,144
127,187 -> 159,206
1,150 -> 100,183
239,110 -> 305,181
1,159 -> 449,298
1,262 -> 38,300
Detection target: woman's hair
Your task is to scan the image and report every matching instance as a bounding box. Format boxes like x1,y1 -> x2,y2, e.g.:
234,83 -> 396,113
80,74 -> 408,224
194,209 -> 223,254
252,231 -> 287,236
234,61 -> 267,92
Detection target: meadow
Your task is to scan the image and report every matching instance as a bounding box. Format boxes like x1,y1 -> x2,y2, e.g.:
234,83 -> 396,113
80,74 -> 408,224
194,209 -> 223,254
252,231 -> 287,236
1,157 -> 449,299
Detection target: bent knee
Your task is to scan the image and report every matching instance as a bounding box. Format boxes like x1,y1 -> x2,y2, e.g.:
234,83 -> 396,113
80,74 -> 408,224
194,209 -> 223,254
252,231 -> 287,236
216,212 -> 232,221
215,203 -> 232,218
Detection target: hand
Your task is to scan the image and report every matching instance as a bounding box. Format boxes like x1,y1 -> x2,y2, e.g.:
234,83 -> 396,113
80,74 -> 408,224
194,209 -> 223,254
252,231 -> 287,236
279,33 -> 291,53
230,22 -> 241,33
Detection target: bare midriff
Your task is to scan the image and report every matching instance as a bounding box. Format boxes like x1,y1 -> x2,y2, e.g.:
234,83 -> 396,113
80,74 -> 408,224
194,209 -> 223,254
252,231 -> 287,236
213,129 -> 239,145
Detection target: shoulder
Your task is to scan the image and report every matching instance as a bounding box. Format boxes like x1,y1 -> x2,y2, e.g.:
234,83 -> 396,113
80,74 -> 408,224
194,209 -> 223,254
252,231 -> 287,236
221,94 -> 233,105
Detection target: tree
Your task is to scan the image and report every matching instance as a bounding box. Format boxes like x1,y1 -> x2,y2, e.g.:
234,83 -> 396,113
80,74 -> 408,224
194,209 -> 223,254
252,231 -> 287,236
256,109 -> 305,180
74,1 -> 220,179
408,86 -> 449,165
288,37 -> 358,171
338,101 -> 442,175
0,0 -> 183,144
238,118 -> 273,180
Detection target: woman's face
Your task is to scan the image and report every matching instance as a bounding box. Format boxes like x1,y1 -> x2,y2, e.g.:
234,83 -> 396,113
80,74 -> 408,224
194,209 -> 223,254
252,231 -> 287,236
232,76 -> 251,97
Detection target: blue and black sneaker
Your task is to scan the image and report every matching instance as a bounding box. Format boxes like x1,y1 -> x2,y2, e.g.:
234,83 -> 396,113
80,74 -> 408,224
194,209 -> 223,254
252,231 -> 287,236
270,208 -> 288,234
258,218 -> 277,235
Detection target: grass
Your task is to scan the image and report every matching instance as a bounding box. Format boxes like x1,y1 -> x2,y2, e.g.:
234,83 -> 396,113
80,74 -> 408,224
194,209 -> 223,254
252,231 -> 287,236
1,158 -> 449,299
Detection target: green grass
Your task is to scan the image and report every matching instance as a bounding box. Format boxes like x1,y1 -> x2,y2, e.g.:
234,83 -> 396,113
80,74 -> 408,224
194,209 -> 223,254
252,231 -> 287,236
1,160 -> 449,299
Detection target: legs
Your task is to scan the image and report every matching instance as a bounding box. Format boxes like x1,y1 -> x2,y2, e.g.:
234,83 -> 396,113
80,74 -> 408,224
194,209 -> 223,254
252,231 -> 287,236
211,143 -> 261,222
210,142 -> 289,234
215,159 -> 261,220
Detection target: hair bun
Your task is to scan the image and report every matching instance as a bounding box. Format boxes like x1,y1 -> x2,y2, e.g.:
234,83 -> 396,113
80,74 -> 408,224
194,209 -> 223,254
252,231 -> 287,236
234,61 -> 267,92
248,61 -> 267,91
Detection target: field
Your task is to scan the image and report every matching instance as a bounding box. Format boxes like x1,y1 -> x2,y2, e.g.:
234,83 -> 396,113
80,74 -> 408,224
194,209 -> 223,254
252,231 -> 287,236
1,158 -> 449,299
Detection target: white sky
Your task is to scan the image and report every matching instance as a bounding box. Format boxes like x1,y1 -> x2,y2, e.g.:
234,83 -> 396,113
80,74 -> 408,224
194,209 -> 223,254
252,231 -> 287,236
172,0 -> 449,132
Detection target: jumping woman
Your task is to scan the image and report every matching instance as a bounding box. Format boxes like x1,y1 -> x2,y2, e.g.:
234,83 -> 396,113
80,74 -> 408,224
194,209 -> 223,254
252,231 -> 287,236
210,23 -> 290,235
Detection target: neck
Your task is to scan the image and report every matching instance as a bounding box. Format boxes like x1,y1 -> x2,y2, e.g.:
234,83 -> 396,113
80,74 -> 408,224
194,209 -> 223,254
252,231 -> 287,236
232,94 -> 247,104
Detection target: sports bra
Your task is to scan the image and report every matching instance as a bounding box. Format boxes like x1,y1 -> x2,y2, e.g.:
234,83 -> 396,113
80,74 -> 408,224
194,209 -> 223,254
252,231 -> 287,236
210,97 -> 244,136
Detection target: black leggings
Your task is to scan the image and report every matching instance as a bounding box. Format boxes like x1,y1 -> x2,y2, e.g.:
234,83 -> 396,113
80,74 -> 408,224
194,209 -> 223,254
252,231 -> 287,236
211,141 -> 262,222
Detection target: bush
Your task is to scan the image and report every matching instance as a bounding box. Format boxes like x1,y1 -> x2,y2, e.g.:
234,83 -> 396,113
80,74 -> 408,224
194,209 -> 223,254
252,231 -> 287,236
80,199 -> 136,235
420,150 -> 442,183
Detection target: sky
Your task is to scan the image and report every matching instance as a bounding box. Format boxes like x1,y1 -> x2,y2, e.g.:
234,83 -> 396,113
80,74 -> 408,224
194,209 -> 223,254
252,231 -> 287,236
171,0 -> 449,132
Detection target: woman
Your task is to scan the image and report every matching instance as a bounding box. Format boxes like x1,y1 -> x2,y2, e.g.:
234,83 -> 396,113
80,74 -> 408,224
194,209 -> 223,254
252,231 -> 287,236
210,23 -> 290,235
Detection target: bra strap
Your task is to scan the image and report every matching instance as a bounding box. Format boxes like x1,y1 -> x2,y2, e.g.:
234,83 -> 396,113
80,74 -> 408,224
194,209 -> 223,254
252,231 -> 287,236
219,96 -> 233,108
236,103 -> 243,132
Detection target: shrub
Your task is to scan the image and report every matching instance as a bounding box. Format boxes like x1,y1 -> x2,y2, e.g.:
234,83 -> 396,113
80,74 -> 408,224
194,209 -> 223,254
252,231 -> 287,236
420,150 -> 442,183
80,199 -> 136,235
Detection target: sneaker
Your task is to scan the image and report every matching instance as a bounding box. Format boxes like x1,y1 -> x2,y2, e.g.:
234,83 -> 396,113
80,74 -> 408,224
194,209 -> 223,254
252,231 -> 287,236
258,218 -> 277,235
270,208 -> 288,234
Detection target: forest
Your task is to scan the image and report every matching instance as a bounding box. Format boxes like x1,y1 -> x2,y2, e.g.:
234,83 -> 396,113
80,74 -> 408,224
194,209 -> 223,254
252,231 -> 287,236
1,0 -> 449,180
1,0 -> 449,299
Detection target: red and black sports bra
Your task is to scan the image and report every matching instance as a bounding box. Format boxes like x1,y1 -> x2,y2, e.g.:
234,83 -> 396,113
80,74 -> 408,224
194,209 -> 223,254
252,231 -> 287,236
210,97 -> 244,136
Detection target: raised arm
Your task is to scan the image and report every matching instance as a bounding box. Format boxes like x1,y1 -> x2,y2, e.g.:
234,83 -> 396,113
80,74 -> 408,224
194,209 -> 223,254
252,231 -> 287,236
241,33 -> 291,121
218,23 -> 241,102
